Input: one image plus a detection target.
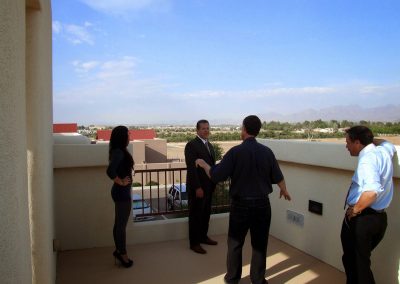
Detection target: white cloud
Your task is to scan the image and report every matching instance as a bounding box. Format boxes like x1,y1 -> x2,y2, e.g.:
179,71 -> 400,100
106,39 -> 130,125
79,0 -> 171,16
57,56 -> 165,104
181,90 -> 227,99
54,56 -> 400,124
163,82 -> 400,117
251,86 -> 335,98
52,21 -> 95,45
72,60 -> 100,73
177,86 -> 335,101
98,56 -> 137,79
70,57 -> 138,80
52,21 -> 62,34
84,21 -> 93,27
64,24 -> 94,45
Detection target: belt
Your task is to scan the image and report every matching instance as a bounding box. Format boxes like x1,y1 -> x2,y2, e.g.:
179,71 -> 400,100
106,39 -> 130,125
232,196 -> 268,201
358,207 -> 385,216
346,205 -> 385,214
231,197 -> 269,206
365,207 -> 385,214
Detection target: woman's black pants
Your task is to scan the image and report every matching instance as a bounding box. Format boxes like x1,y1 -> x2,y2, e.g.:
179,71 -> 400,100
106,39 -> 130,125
113,200 -> 131,254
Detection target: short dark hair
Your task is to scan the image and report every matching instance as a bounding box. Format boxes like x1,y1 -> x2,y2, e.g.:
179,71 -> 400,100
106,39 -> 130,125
196,119 -> 209,130
243,115 -> 261,136
345,126 -> 374,146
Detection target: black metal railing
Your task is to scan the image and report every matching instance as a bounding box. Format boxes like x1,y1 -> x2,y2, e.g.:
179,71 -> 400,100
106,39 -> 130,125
132,167 -> 230,221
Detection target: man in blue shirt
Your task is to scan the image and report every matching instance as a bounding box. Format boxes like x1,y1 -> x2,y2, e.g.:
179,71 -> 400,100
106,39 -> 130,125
342,126 -> 396,284
196,115 -> 291,284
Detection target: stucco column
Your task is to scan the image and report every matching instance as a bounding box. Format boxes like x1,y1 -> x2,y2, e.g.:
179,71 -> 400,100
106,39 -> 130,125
26,0 -> 55,283
0,1 -> 33,283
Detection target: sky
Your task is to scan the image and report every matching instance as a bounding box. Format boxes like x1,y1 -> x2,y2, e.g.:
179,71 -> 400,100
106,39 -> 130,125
52,0 -> 400,125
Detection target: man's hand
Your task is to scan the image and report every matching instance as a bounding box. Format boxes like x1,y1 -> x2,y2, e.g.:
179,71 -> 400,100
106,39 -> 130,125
196,159 -> 207,168
346,206 -> 361,220
195,159 -> 211,178
196,188 -> 204,198
279,188 -> 291,201
277,180 -> 291,201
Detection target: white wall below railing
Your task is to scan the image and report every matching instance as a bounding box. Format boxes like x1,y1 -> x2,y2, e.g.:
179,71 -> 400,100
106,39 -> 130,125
54,140 -> 400,284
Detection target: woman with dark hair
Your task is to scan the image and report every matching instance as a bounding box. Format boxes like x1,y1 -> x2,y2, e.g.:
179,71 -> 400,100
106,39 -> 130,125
107,126 -> 134,268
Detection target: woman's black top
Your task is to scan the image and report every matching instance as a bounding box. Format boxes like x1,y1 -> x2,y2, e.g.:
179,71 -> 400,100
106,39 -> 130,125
107,148 -> 134,202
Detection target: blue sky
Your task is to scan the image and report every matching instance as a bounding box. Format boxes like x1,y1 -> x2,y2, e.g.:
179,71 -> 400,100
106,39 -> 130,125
52,0 -> 400,125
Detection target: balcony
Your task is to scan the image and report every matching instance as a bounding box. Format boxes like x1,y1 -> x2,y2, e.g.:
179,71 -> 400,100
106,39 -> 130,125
56,234 -> 345,283
53,139 -> 400,284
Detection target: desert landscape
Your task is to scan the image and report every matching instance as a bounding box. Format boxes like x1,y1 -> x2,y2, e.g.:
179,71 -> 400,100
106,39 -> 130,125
167,136 -> 400,161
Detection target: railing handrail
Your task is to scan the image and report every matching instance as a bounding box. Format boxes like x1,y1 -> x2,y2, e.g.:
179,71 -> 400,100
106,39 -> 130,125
135,167 -> 187,173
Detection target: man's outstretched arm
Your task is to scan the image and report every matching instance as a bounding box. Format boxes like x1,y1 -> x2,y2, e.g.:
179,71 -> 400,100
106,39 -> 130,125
195,159 -> 211,178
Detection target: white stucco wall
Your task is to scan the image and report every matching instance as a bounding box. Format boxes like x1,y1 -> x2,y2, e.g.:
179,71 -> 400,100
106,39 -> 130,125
26,1 -> 55,283
53,133 -> 91,144
0,1 -> 32,283
0,1 -> 54,283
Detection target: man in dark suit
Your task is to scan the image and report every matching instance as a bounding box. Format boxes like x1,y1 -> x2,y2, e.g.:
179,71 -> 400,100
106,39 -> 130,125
185,119 -> 217,254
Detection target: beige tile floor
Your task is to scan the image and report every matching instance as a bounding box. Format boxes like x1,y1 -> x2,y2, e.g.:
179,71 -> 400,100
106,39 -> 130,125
57,234 -> 345,284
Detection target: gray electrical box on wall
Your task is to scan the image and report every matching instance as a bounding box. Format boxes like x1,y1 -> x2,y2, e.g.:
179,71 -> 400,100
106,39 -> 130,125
286,210 -> 304,227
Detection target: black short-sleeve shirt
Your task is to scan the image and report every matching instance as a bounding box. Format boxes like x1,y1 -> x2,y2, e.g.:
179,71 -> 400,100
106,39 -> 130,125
210,137 -> 283,199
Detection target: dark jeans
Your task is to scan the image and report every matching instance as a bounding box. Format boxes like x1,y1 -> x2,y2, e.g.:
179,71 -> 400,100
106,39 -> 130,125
225,198 -> 271,284
188,189 -> 212,246
341,209 -> 387,284
113,200 -> 131,254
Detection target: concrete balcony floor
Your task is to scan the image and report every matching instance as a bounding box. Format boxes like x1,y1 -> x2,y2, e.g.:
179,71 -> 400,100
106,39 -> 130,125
57,234 -> 345,284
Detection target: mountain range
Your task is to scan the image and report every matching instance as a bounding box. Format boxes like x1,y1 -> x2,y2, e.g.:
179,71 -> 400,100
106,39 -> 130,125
120,105 -> 400,126
257,105 -> 400,123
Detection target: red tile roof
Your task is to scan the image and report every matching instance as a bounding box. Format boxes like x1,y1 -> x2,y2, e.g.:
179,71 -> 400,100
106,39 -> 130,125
53,123 -> 78,133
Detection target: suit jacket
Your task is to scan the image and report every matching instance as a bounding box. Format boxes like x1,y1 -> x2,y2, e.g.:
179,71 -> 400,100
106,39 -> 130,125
185,136 -> 216,194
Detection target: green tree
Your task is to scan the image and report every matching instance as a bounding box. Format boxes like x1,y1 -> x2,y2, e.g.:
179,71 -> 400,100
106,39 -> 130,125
211,142 -> 224,160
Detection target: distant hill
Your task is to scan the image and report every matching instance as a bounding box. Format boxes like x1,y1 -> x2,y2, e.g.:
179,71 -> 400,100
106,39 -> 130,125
257,105 -> 400,123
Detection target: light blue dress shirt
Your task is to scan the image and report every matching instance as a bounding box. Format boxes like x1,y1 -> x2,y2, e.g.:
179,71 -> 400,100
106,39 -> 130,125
347,141 -> 396,210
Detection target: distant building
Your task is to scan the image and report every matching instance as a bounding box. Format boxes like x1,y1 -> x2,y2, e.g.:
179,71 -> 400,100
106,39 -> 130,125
96,129 -> 165,163
96,129 -> 156,141
314,128 -> 335,133
53,123 -> 90,144
53,123 -> 78,133
52,126 -> 164,161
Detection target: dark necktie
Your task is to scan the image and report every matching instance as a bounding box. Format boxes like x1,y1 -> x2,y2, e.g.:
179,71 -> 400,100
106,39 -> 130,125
205,141 -> 211,155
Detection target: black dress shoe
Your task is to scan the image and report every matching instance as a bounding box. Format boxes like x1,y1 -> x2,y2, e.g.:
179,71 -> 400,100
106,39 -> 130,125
201,237 -> 218,245
190,244 -> 207,254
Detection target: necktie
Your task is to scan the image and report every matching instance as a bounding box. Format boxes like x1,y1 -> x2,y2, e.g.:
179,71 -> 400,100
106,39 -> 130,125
205,141 -> 211,155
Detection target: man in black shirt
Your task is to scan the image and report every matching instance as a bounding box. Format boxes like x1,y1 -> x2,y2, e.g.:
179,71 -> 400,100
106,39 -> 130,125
196,115 -> 291,284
